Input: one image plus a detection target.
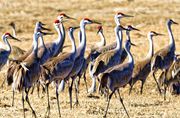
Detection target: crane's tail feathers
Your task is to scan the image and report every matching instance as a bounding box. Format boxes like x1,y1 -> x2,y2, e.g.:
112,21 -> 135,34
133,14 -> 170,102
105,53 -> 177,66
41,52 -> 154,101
39,66 -> 52,85
20,63 -> 29,71
13,67 -> 25,91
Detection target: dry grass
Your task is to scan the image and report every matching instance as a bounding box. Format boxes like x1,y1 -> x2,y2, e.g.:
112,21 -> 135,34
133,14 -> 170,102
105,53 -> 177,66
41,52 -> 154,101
0,0 -> 180,118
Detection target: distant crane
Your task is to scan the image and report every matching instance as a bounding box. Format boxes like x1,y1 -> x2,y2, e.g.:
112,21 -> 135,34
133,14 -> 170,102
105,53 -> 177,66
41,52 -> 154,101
151,19 -> 178,95
0,33 -> 20,69
40,26 -> 78,118
129,31 -> 163,94
12,30 -> 50,118
40,18 -> 100,117
98,39 -> 135,118
88,13 -> 133,93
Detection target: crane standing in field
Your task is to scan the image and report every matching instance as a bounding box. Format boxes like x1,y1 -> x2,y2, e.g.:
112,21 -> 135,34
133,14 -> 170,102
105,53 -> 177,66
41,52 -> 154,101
6,21 -> 51,106
40,26 -> 78,118
129,31 -> 163,95
0,33 -> 20,70
158,54 -> 180,98
88,12 -> 133,93
151,19 -> 178,96
12,30 -> 51,118
98,39 -> 135,118
40,18 -> 101,117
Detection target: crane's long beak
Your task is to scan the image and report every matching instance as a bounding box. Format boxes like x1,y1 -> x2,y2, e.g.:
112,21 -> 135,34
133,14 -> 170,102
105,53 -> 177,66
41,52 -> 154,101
173,21 -> 178,25
156,33 -> 165,36
124,14 -> 134,18
65,15 -> 76,20
41,26 -> 51,31
41,31 -> 54,35
10,35 -> 21,42
92,20 -> 101,24
119,25 -> 128,30
132,27 -> 140,31
74,26 -> 80,30
131,42 -> 137,47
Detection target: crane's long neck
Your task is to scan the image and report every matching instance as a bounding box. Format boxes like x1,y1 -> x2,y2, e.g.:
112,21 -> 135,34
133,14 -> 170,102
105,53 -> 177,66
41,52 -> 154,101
146,34 -> 154,59
60,23 -> 65,40
125,43 -> 134,65
79,21 -> 86,56
68,31 -> 76,55
115,26 -> 122,52
167,23 -> 175,49
32,34 -> 38,58
54,24 -> 62,44
3,37 -> 11,52
114,15 -> 120,26
39,35 -> 46,48
97,31 -> 106,47
126,30 -> 130,41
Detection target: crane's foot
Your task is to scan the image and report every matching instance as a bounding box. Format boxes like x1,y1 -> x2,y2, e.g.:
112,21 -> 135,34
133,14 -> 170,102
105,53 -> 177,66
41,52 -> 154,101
45,106 -> 50,118
73,101 -> 80,108
32,110 -> 37,118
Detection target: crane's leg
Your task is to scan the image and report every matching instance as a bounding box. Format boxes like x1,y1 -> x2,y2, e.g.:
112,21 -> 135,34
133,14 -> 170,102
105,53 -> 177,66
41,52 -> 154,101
129,85 -> 133,95
12,89 -> 15,106
88,63 -> 96,93
55,81 -> 61,117
128,79 -> 134,95
163,69 -> 168,101
83,71 -> 88,93
140,80 -> 145,95
25,88 -> 37,118
117,89 -> 130,118
22,88 -> 25,118
37,82 -> 40,98
74,77 -> 80,107
45,83 -> 50,118
103,89 -> 116,118
153,71 -> 162,95
30,85 -> 35,95
69,77 -> 74,109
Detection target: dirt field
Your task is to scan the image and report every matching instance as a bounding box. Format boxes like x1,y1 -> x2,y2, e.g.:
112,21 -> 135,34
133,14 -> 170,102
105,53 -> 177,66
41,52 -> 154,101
0,0 -> 180,117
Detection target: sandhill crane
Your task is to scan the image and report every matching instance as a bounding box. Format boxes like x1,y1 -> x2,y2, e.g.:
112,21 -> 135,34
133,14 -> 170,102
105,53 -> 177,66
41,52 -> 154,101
55,13 -> 76,55
40,26 -> 78,117
89,25 -> 139,94
88,25 -> 126,93
158,54 -> 180,99
59,25 -> 106,94
0,33 -> 20,69
75,25 -> 106,93
88,13 -> 133,93
98,39 -> 135,118
129,31 -> 163,95
89,12 -> 133,61
12,30 -> 50,118
6,22 -> 51,106
151,19 -> 178,95
40,18 -> 100,117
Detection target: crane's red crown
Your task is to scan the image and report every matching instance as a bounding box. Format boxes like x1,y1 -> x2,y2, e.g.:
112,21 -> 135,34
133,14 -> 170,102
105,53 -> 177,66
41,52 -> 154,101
59,13 -> 66,16
5,32 -> 11,36
84,18 -> 91,21
54,19 -> 60,23
117,12 -> 125,15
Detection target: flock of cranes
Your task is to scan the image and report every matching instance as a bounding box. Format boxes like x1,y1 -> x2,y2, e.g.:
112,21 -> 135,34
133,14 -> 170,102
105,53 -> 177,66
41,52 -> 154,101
0,12 -> 179,118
